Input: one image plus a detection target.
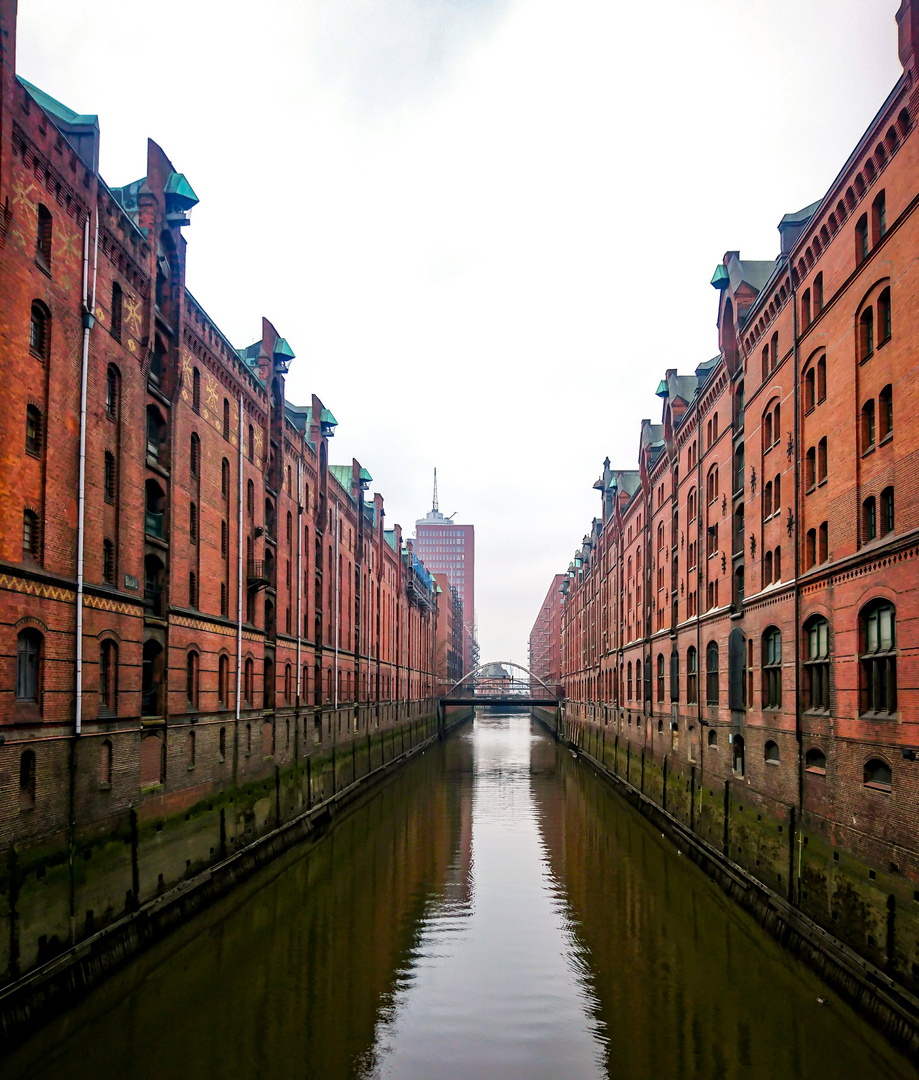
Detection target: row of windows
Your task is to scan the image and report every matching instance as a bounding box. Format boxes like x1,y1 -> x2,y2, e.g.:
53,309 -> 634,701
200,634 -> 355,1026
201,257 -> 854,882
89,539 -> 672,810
611,599 -> 895,716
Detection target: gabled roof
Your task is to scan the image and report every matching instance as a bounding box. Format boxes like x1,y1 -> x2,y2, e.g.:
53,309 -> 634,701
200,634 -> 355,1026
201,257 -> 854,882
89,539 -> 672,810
728,257 -> 777,295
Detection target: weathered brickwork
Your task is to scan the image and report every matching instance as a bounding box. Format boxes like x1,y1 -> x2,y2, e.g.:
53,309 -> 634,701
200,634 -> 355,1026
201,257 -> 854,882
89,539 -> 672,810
551,1 -> 919,997
0,0 -> 441,986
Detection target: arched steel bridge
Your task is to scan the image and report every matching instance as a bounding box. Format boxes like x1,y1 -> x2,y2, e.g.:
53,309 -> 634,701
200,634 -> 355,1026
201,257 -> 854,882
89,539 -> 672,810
439,661 -> 562,707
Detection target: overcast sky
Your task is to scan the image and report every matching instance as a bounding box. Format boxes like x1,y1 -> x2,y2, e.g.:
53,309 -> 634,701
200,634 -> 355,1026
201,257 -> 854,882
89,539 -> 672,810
16,0 -> 902,666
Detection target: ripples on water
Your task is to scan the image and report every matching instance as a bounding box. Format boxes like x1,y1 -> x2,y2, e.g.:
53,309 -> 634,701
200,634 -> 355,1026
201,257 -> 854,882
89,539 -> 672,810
4,712 -> 917,1080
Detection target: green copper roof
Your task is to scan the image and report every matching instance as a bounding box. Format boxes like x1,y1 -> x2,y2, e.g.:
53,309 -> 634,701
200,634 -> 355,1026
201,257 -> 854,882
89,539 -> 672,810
710,264 -> 730,290
359,467 -> 372,483
320,408 -> 338,427
273,337 -> 295,362
655,379 -> 668,398
17,76 -> 98,127
329,465 -> 353,490
164,172 -> 199,210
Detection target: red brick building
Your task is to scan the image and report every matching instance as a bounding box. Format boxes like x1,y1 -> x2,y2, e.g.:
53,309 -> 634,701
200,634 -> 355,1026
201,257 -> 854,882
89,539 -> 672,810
527,573 -> 565,693
549,0 -> 919,992
0,0 -> 439,941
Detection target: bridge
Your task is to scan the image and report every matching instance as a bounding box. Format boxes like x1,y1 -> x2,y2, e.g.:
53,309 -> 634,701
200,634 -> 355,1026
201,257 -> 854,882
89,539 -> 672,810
439,661 -> 562,707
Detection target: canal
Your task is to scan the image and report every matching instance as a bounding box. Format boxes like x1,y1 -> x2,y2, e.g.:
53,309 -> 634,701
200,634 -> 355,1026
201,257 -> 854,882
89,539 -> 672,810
4,712 -> 917,1080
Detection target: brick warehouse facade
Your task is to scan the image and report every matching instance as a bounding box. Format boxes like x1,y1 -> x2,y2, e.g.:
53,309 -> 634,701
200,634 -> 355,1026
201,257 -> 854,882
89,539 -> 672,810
0,0 -> 446,985
546,0 -> 919,999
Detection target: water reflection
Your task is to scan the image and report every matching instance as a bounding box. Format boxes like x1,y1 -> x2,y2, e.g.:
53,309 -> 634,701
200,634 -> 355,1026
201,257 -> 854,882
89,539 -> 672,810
369,712 -> 605,1079
4,714 -> 917,1080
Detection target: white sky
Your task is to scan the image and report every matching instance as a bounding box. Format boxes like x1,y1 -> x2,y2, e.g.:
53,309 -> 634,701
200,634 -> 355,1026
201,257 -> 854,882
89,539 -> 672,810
16,0 -> 902,666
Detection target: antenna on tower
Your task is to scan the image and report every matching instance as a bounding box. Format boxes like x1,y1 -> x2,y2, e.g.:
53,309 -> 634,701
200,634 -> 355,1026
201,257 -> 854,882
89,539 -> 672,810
432,468 -> 439,513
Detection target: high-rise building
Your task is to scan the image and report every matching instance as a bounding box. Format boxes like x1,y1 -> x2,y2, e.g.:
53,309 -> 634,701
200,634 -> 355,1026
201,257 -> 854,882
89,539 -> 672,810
415,472 -> 477,676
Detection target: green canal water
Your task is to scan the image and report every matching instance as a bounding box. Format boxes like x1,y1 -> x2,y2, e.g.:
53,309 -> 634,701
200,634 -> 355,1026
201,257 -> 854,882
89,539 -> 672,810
4,712 -> 917,1079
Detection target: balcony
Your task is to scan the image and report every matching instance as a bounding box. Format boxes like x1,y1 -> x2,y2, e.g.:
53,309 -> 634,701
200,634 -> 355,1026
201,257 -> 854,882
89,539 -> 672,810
247,559 -> 273,590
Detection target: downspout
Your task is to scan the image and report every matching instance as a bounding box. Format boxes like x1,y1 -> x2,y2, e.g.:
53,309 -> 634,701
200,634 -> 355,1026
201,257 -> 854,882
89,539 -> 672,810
75,208 -> 99,736
236,393 -> 244,729
791,264 -> 804,903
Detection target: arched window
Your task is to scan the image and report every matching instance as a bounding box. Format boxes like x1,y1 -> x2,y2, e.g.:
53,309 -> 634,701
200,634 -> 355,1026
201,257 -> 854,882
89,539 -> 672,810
804,616 -> 829,711
706,641 -> 719,704
814,273 -> 824,314
855,213 -> 869,265
878,287 -> 891,344
762,627 -> 782,708
190,433 -> 200,478
22,509 -> 40,561
223,398 -> 231,440
144,483 -> 166,544
864,758 -> 892,791
248,424 -> 255,463
728,628 -> 746,710
104,451 -> 116,502
804,366 -> 815,412
627,661 -> 633,701
859,307 -> 874,361
764,549 -> 773,586
100,739 -> 113,785
111,283 -> 123,342
872,190 -> 887,245
879,384 -> 893,440
102,538 -> 115,584
186,651 -> 199,707
805,747 -> 826,774
806,529 -> 816,570
20,749 -> 37,808
670,648 -> 679,703
764,478 -> 774,517
636,659 -> 643,701
218,654 -> 229,706
141,640 -> 165,717
707,728 -> 717,748
881,487 -> 894,536
192,367 -> 201,413
30,301 -> 50,360
817,438 -> 827,483
770,332 -> 778,371
285,664 -> 292,702
146,406 -> 167,463
764,740 -> 780,764
732,734 -> 745,777
25,405 -> 42,455
99,639 -> 117,711
106,364 -> 120,419
801,289 -> 811,329
686,643 -> 699,704
36,204 -> 52,265
819,521 -> 828,563
816,355 -> 826,401
221,457 -> 231,497
804,448 -> 815,491
187,729 -> 196,768
863,496 -> 877,542
247,479 -> 254,518
764,410 -> 773,449
861,400 -> 875,451
244,657 -> 254,704
16,628 -> 43,702
656,653 -> 665,702
859,601 -> 896,715
264,656 -> 275,709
